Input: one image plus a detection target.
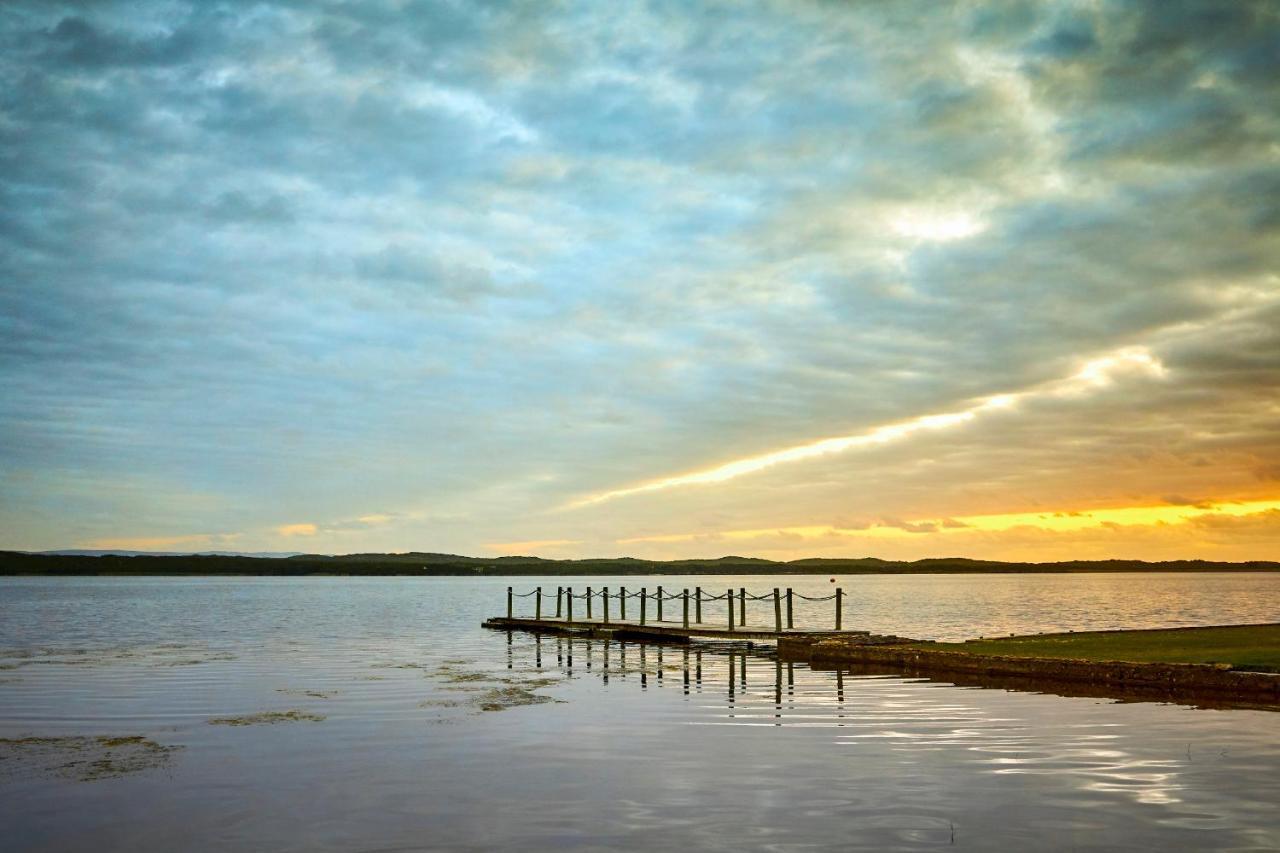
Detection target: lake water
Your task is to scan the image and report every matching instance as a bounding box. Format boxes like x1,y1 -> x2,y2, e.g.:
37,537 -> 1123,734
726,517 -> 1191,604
1,573 -> 1278,852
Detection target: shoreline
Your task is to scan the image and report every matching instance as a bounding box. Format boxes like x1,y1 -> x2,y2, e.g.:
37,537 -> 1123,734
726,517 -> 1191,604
778,624 -> 1280,709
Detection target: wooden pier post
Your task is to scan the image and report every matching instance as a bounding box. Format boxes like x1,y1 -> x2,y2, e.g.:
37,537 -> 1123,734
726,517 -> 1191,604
695,587 -> 702,623
507,586 -> 513,619
619,586 -> 627,620
586,586 -> 593,620
566,587 -> 573,622
835,587 -> 843,630
727,588 -> 735,632
657,585 -> 664,622
556,586 -> 562,618
682,589 -> 689,628
738,587 -> 746,627
786,588 -> 794,629
602,587 -> 610,624
640,588 -> 647,625
773,588 -> 782,633
536,587 -> 542,620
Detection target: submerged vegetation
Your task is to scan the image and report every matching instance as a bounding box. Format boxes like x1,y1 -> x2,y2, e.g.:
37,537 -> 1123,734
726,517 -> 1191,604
207,710 -> 326,726
4,551 -> 1278,576
476,686 -> 558,712
0,735 -> 181,782
426,661 -> 565,713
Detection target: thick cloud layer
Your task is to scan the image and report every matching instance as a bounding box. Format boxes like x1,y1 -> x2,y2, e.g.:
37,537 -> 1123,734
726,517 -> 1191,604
2,1 -> 1277,559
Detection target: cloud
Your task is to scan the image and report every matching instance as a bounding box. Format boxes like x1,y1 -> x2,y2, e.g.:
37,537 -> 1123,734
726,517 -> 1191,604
42,15 -> 205,69
84,533 -> 230,551
276,523 -> 317,538
0,1 -> 1276,560
566,344 -> 1168,508
484,539 -> 581,554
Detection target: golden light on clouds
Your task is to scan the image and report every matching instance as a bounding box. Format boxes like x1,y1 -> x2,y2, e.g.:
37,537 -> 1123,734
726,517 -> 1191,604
276,523 -> 318,537
483,539 -> 581,553
617,498 -> 1280,546
86,534 -> 225,551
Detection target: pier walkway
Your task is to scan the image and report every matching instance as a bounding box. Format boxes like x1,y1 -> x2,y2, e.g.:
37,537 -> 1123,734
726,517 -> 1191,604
483,584 -> 871,643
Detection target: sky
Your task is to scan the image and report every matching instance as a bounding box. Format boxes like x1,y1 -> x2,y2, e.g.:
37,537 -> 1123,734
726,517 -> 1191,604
1,0 -> 1278,562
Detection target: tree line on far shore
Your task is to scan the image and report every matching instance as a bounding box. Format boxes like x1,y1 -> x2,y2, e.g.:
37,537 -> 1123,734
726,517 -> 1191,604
2,550 -> 1277,576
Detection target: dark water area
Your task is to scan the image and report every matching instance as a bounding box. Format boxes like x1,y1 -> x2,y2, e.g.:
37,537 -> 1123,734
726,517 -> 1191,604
1,574 -> 1278,852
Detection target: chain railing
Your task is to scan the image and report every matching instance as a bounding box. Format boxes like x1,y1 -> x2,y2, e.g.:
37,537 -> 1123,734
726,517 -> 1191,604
505,584 -> 846,632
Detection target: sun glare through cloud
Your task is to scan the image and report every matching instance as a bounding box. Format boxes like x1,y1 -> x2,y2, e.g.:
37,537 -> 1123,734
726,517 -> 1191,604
568,345 -> 1169,509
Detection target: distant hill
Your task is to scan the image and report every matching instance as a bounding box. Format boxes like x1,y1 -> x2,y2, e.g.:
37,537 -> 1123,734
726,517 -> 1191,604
36,550 -> 303,558
1,551 -> 1277,577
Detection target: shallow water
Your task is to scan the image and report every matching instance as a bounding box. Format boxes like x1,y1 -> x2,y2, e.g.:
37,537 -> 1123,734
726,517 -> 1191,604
1,574 -> 1278,852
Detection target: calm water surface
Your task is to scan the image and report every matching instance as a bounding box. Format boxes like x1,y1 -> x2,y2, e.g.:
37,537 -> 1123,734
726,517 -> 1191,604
1,573 -> 1278,852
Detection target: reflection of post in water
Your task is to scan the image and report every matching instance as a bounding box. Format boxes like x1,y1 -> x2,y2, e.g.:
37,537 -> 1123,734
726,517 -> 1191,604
602,640 -> 610,685
639,645 -> 647,689
740,652 -> 746,690
585,639 -> 592,670
619,641 -> 627,677
656,646 -> 664,683
787,662 -> 794,698
566,638 -> 573,672
695,648 -> 703,691
506,630 -> 513,670
727,651 -> 736,703
837,669 -> 844,710
535,635 -> 542,669
682,647 -> 690,695
774,658 -> 782,715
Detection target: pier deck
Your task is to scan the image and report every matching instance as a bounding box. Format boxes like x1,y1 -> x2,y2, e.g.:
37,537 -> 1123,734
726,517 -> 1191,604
483,615 -> 868,643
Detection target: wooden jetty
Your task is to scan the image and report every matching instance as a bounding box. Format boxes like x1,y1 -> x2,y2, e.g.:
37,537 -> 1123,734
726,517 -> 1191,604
483,584 -> 870,643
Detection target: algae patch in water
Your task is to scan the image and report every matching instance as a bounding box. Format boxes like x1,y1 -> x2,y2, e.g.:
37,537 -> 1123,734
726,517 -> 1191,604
277,688 -> 340,699
0,735 -> 182,782
208,710 -> 326,726
420,663 -> 565,715
432,662 -> 504,686
438,670 -> 492,684
0,645 -> 237,670
517,677 -> 560,689
477,686 -> 562,712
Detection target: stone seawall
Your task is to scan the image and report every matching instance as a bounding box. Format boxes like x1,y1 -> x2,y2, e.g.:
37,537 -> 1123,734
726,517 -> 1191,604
777,637 -> 1280,706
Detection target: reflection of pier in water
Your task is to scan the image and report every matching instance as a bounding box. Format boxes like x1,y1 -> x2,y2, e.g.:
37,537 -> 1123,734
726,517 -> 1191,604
497,632 -> 1191,810
504,631 -> 849,719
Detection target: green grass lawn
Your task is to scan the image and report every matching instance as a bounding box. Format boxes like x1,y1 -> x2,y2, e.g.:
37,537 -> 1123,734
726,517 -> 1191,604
913,624 -> 1280,672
